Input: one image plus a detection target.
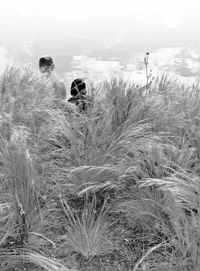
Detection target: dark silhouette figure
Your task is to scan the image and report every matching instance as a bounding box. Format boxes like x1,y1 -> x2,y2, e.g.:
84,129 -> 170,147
68,78 -> 91,113
39,56 -> 66,100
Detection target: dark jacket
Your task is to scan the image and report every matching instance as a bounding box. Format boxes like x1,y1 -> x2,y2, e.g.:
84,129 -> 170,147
68,93 -> 91,113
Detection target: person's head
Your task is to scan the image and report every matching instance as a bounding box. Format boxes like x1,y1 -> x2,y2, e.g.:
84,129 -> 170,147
39,56 -> 55,74
70,78 -> 86,96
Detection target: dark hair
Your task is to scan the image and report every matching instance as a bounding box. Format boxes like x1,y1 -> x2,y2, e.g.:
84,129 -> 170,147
39,56 -> 54,67
70,78 -> 86,96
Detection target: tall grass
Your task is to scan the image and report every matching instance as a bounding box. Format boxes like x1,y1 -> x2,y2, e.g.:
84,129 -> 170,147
1,66 -> 200,270
0,132 -> 39,244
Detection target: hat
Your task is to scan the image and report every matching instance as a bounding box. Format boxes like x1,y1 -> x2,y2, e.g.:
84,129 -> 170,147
70,78 -> 86,96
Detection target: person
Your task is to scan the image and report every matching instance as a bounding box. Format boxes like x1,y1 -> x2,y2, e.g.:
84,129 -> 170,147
68,78 -> 92,113
39,56 -> 66,100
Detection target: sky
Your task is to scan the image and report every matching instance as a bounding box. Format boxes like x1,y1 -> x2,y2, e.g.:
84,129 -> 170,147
0,0 -> 198,52
0,0 -> 200,84
0,0 -> 195,27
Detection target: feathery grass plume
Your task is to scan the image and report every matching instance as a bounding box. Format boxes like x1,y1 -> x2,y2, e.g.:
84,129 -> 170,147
54,195 -> 114,258
0,65 -> 57,140
115,180 -> 200,270
163,141 -> 200,174
0,66 -> 20,93
102,76 -> 143,132
0,112 -> 12,142
37,107 -> 83,172
25,251 -> 77,271
67,165 -> 119,214
37,76 -> 162,172
0,129 -> 43,247
52,103 -> 112,166
138,75 -> 196,137
0,248 -> 75,271
101,120 -> 157,165
128,139 -> 198,185
128,142 -> 169,181
139,169 -> 200,269
119,154 -> 168,193
116,190 -> 174,236
140,167 -> 200,217
0,202 -> 14,249
68,165 -> 120,189
158,78 -> 200,146
40,95 -> 156,169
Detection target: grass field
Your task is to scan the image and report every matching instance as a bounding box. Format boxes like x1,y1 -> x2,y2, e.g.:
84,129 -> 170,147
1,66 -> 200,271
